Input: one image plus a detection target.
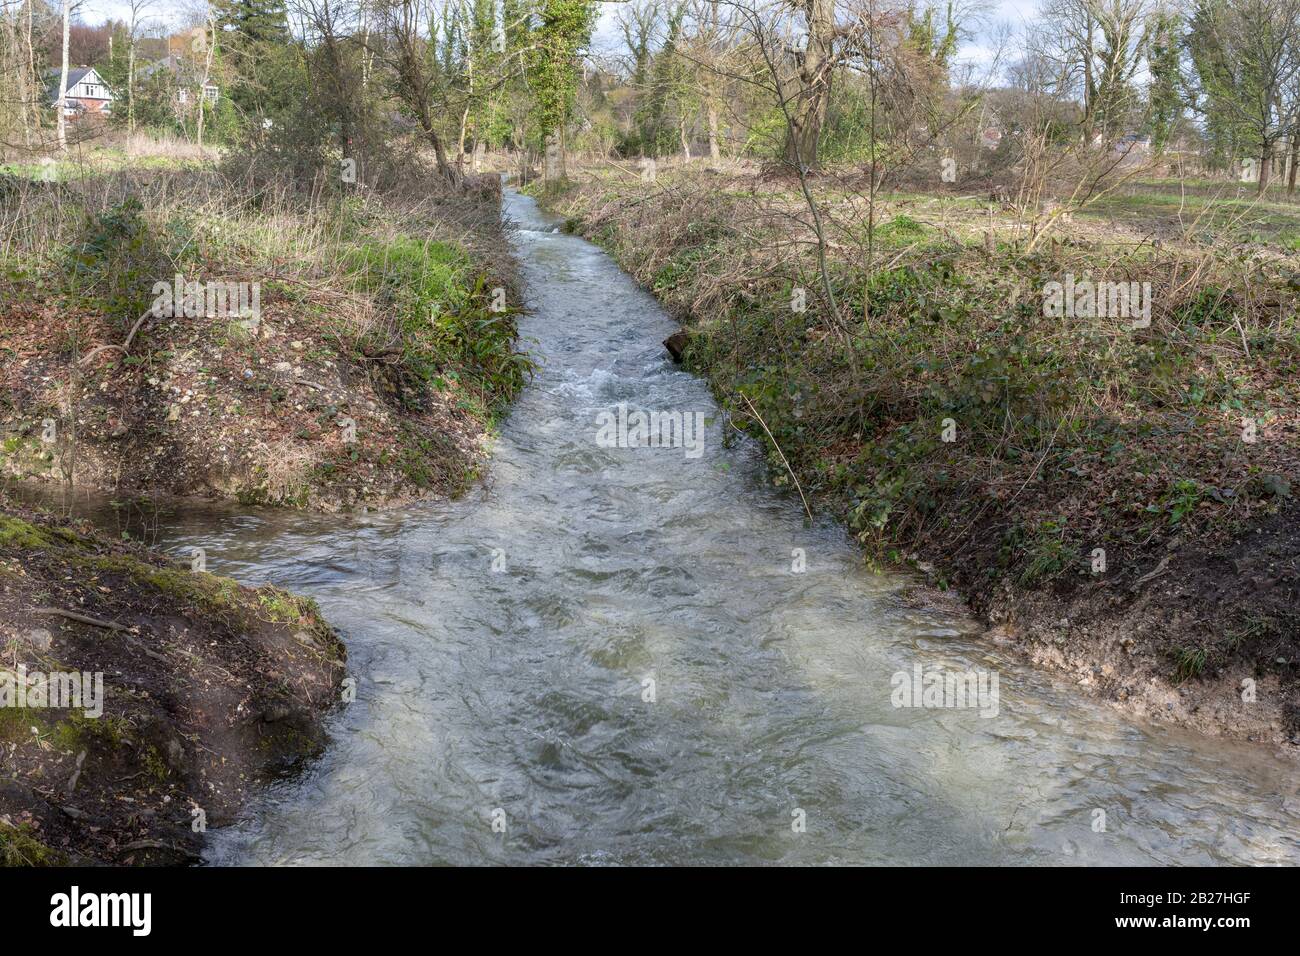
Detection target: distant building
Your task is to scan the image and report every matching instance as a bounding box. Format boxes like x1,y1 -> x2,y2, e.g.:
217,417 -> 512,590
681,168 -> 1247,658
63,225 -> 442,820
139,53 -> 220,107
1090,132 -> 1153,153
1115,134 -> 1152,152
46,67 -> 113,119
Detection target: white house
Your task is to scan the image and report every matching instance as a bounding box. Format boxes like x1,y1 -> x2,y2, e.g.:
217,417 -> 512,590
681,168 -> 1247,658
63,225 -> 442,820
47,67 -> 113,118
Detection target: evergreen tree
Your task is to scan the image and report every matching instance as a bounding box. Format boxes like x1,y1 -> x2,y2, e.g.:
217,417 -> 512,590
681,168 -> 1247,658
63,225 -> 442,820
211,0 -> 301,128
1145,11 -> 1184,149
528,0 -> 596,169
212,0 -> 291,45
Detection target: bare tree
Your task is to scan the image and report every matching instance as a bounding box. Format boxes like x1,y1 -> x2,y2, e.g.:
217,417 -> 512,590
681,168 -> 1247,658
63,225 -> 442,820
126,0 -> 159,134
782,0 -> 837,169
1190,0 -> 1300,194
1034,0 -> 1150,140
372,0 -> 460,180
56,0 -> 69,151
682,0 -> 745,162
195,14 -> 216,148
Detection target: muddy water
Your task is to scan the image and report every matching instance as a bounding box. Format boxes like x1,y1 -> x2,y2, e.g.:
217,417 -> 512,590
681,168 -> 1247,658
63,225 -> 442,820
118,189 -> 1298,865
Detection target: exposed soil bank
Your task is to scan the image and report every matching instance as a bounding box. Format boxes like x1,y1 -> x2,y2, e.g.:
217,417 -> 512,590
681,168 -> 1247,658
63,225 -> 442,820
539,171 -> 1300,751
0,497 -> 346,864
0,168 -> 527,513
0,164 -> 527,864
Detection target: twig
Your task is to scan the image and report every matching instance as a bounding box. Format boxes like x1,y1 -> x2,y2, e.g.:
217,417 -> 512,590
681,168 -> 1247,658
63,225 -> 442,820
736,392 -> 814,523
66,750 -> 87,795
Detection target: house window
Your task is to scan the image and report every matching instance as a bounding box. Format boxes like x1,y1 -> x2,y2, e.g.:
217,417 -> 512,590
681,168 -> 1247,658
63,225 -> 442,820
203,86 -> 218,104
177,88 -> 189,105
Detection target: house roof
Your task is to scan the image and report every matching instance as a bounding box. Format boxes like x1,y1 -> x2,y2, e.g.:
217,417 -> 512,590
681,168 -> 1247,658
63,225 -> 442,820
46,67 -> 109,101
139,54 -> 218,89
139,54 -> 183,79
46,66 -> 91,87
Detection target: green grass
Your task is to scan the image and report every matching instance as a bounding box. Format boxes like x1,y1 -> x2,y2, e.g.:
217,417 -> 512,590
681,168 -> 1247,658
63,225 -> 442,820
1078,187 -> 1300,243
0,153 -> 202,182
0,821 -> 64,866
0,515 -> 55,549
345,236 -> 531,414
1172,646 -> 1209,683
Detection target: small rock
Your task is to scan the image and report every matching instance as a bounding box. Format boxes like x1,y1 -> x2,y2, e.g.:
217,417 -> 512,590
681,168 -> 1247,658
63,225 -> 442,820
165,738 -> 185,768
663,330 -> 688,363
262,703 -> 293,723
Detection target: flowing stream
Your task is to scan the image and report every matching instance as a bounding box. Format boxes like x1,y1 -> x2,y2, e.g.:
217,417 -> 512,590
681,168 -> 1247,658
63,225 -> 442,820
110,188 -> 1298,865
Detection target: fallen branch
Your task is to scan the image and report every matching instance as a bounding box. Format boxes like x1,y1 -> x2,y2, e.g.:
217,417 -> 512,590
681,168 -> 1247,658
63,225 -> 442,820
34,607 -> 131,632
1134,556 -> 1171,587
78,309 -> 153,366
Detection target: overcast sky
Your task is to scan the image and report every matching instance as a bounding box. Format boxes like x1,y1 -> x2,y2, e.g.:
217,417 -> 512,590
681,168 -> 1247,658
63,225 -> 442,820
76,0 -> 1043,69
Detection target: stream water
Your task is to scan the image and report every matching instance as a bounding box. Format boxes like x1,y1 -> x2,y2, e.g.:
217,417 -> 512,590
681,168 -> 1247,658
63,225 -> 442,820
104,188 -> 1298,865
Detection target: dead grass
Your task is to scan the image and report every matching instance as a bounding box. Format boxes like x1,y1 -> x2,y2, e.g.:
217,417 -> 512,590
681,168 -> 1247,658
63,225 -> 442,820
0,141 -> 526,512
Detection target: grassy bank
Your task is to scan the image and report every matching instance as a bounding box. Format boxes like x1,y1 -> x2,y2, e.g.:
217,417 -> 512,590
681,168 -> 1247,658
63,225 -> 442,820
540,165 -> 1300,747
0,150 -> 529,511
0,496 -> 346,864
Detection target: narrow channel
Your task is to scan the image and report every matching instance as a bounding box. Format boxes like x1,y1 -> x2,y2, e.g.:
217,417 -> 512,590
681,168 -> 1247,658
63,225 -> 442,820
153,188 -> 1298,864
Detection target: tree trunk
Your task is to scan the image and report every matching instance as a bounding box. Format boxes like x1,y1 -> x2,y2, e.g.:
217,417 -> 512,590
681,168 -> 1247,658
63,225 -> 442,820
459,32 -> 473,171
707,102 -> 720,162
1257,146 -> 1272,196
360,1 -> 370,90
56,0 -> 70,152
428,125 -> 457,181
27,1 -> 40,132
16,7 -> 31,146
196,18 -> 214,149
1288,127 -> 1300,195
781,0 -> 834,171
127,26 -> 136,134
